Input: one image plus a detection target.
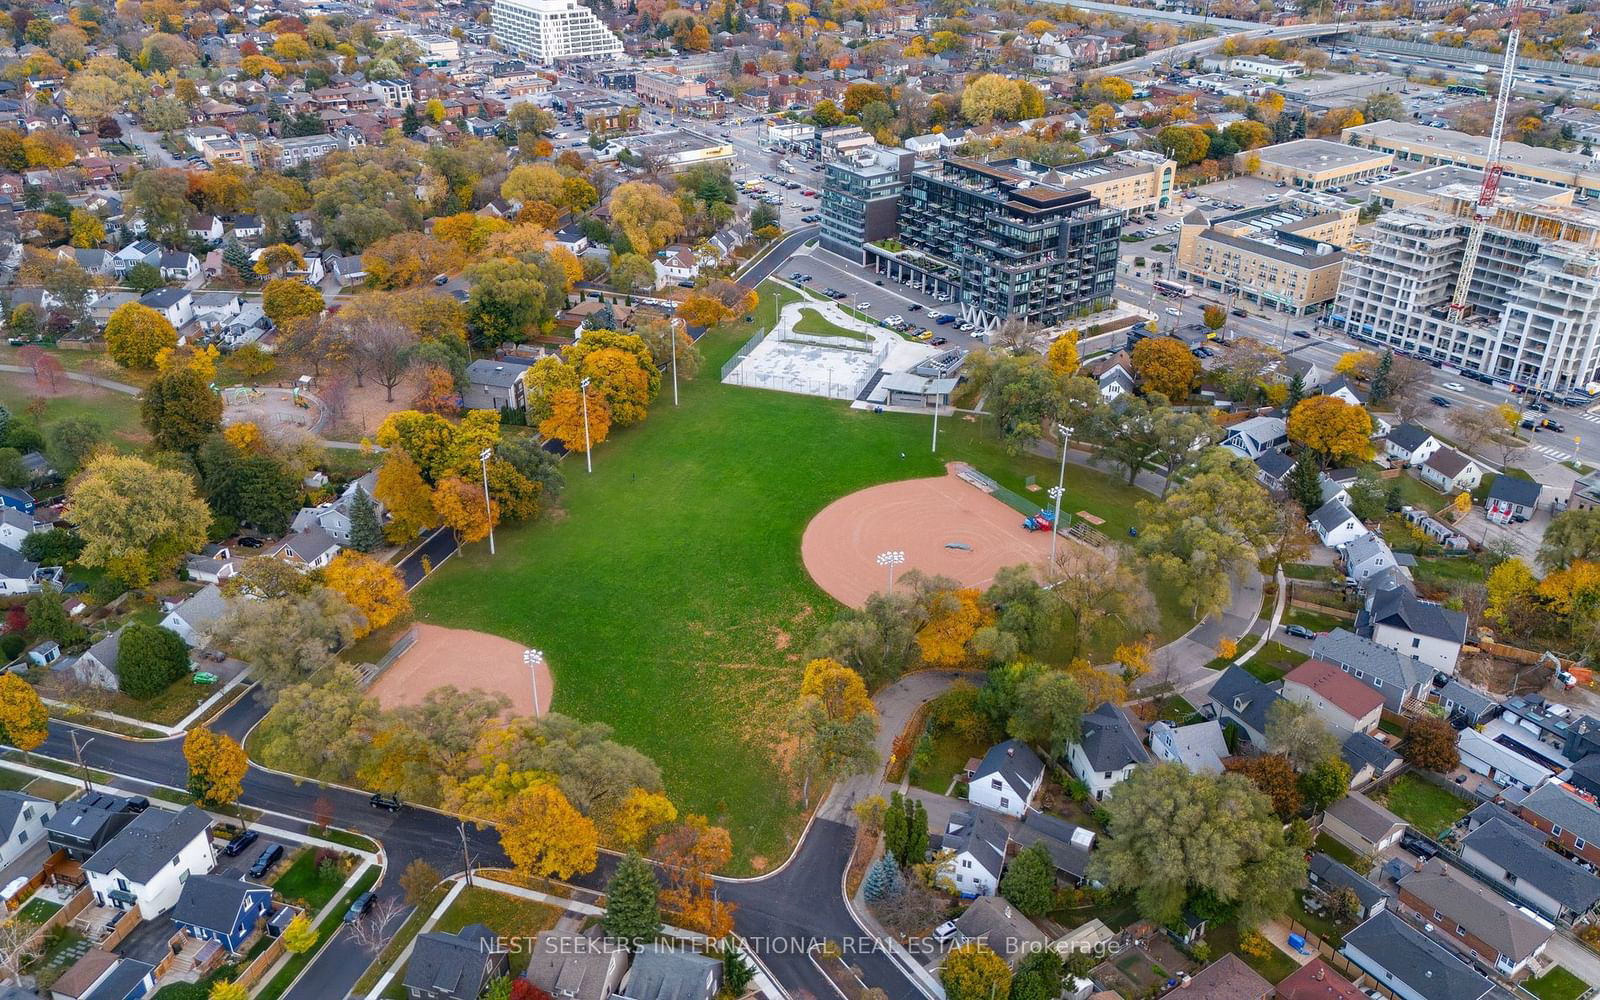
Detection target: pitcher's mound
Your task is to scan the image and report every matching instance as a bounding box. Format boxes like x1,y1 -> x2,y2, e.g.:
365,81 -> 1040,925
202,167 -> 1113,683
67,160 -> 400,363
801,468 -> 1053,609
367,623 -> 552,717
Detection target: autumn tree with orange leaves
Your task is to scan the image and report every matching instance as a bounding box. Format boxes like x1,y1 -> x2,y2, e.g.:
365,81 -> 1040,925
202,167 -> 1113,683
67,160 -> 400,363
652,816 -> 735,938
916,588 -> 995,667
433,476 -> 496,544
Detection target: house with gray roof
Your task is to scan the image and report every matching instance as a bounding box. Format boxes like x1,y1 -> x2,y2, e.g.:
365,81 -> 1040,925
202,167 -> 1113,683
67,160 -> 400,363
1340,532 -> 1396,584
64,625 -> 123,691
614,943 -> 721,1000
1308,852 -> 1386,919
464,358 -> 534,412
967,739 -> 1044,819
953,895 -> 1050,967
938,809 -> 1009,897
1323,375 -> 1367,407
0,790 -> 50,867
1515,782 -> 1600,872
1358,587 -> 1467,675
1419,446 -> 1484,495
1459,816 -> 1600,923
170,874 -> 275,954
1010,810 -> 1095,885
1384,423 -> 1443,466
1487,475 -> 1542,524
1204,665 -> 1283,748
1436,679 -> 1497,726
45,793 -> 140,860
1341,731 -> 1402,788
1253,449 -> 1295,491
1323,794 -> 1407,855
1567,754 -> 1600,799
1066,702 -> 1149,801
0,545 -> 38,595
85,805 -> 215,918
405,923 -> 507,1000
525,929 -> 630,1000
1148,719 -> 1227,773
1311,498 -> 1366,548
266,526 -> 341,569
1397,859 -> 1553,975
1221,415 -> 1287,460
1312,628 -> 1432,714
159,584 -> 227,648
1341,910 -> 1496,1000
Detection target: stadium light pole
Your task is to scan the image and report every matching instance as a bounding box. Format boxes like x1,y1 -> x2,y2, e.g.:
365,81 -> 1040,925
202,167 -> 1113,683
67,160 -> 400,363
932,400 -> 940,452
670,317 -> 683,406
876,550 -> 905,592
523,648 -> 544,719
579,376 -> 593,474
478,447 -> 495,557
1052,427 -> 1072,565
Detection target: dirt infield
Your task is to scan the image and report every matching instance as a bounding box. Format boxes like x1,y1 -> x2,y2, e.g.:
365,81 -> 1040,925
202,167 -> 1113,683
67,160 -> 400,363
368,623 -> 552,717
801,467 -> 1054,609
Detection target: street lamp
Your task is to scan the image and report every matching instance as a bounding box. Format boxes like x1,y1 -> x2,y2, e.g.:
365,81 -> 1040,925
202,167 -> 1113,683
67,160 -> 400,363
876,550 -> 905,592
1048,485 -> 1065,567
478,447 -> 495,557
523,648 -> 544,719
1051,427 -> 1073,566
579,376 -> 593,474
932,397 -> 941,452
670,317 -> 683,407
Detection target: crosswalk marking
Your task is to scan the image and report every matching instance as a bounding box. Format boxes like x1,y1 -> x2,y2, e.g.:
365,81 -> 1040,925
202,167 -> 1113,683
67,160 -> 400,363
1534,445 -> 1570,460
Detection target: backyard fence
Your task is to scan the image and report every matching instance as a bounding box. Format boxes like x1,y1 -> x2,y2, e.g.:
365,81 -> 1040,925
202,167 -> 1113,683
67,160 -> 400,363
1288,598 -> 1356,621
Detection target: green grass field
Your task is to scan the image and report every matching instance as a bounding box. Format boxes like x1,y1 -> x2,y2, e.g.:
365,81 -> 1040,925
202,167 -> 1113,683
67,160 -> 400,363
791,307 -> 872,343
1374,773 -> 1471,837
1525,965 -> 1590,1000
909,727 -> 986,796
0,373 -> 147,451
411,290 -> 1188,870
270,848 -> 352,912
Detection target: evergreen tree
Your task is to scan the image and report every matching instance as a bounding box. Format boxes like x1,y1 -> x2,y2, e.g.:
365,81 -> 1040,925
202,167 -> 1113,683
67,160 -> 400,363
999,842 -> 1056,916
905,798 -> 929,865
222,239 -> 254,284
1370,350 -> 1394,405
601,852 -> 661,948
883,791 -> 907,864
1287,452 -> 1323,514
347,486 -> 382,553
1285,372 -> 1306,413
862,855 -> 903,902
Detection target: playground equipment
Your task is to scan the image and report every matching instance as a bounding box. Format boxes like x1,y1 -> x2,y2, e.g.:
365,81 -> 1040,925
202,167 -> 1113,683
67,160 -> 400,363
1021,509 -> 1057,532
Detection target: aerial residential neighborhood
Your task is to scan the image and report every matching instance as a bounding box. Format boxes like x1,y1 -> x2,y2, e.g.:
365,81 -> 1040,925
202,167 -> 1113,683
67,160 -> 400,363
2,0 -> 1600,997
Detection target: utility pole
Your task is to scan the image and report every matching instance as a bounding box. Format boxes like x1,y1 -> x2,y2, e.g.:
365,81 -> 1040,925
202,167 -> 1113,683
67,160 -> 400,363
458,821 -> 476,888
69,731 -> 95,793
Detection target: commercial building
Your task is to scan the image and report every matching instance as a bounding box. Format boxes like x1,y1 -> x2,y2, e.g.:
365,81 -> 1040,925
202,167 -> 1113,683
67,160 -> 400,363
414,33 -> 461,65
619,129 -> 734,170
1332,180 -> 1600,392
635,71 -> 706,109
1372,164 -> 1573,212
819,145 -> 915,263
1046,150 -> 1176,217
491,0 -> 623,65
1175,195 -> 1355,315
1343,119 -> 1600,198
1246,138 -> 1393,191
862,158 -> 1120,331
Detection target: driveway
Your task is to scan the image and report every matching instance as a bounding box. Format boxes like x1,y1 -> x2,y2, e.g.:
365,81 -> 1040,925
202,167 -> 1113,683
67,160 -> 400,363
1542,933 -> 1600,990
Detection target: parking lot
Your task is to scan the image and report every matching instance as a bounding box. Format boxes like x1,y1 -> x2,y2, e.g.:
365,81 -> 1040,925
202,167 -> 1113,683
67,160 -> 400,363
786,247 -> 994,350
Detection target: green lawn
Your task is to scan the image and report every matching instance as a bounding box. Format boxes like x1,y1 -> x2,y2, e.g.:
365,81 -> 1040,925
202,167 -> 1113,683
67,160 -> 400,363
436,886 -> 560,974
1156,696 -> 1198,724
1239,641 -> 1307,684
409,290 -> 1185,871
1524,965 -> 1590,1000
791,307 -> 872,343
1412,556 -> 1487,587
1207,923 -> 1299,985
1389,471 -> 1446,512
1314,833 -> 1363,870
269,849 -> 351,912
1282,608 -> 1343,634
909,727 -> 986,796
1373,774 -> 1471,837
1282,563 -> 1331,582
17,897 -> 60,924
0,372 -> 147,451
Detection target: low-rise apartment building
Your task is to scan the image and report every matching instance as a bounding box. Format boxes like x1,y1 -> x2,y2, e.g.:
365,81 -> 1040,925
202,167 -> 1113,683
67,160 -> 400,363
1246,138 -> 1392,191
1175,196 -> 1355,315
1344,119 -> 1600,198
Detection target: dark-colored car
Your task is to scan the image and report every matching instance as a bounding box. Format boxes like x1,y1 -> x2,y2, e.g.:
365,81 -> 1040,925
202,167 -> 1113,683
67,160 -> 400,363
370,793 -> 402,811
936,315 -> 956,325
1430,395 -> 1452,407
344,891 -> 376,923
1231,308 -> 1248,317
248,844 -> 284,879
1542,418 -> 1566,432
1522,419 -> 1540,431
1282,624 -> 1315,640
1528,401 -> 1551,413
931,337 -> 948,346
223,830 -> 259,857
1292,330 -> 1312,339
236,537 -> 264,549
906,303 -> 921,312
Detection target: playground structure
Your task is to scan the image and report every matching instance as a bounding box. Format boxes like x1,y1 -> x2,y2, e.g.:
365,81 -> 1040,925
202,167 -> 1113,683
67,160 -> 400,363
221,385 -> 321,433
1021,508 -> 1057,532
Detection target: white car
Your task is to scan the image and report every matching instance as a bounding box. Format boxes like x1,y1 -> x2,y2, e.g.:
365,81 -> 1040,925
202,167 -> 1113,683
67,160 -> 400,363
1443,381 -> 1466,392
1165,308 -> 1181,317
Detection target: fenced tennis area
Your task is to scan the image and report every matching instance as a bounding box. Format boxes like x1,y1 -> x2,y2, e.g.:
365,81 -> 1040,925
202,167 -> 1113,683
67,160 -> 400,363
721,297 -> 893,400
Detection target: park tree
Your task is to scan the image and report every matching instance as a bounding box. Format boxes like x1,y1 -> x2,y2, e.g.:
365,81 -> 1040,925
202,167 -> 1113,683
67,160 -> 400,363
322,551 -> 410,638
1044,335 -> 1079,376
1224,753 -> 1302,820
70,454 -> 211,586
791,659 -> 878,797
1136,449 -> 1274,618
1403,716 -> 1462,773
1006,665 -> 1086,759
261,279 -> 324,332
117,623 -> 190,699
1288,395 -> 1374,466
652,816 -> 736,938
602,852 -> 662,948
374,452 -> 440,541
942,943 -> 1011,1000
0,674 -> 47,755
999,842 -> 1055,916
1130,337 -> 1199,400
347,487 -> 382,552
196,439 -> 302,537
103,302 -> 177,369
540,385 -> 611,453
256,668 -> 380,781
1299,757 -> 1352,813
1151,406 -> 1221,495
678,282 -> 758,329
458,712 -> 661,821
814,589 -> 924,688
373,409 -> 501,483
215,589 -> 361,699
141,368 -> 223,452
183,727 -> 248,806
612,788 -> 677,850
433,476 -> 496,544
1265,699 -> 1339,771
499,783 -> 598,879
1087,392 -> 1165,486
1088,763 -> 1305,926
610,182 -> 684,256
566,331 -> 662,426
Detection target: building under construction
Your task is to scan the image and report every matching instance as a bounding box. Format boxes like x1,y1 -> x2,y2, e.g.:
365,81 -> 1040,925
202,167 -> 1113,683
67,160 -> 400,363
1331,176 -> 1600,394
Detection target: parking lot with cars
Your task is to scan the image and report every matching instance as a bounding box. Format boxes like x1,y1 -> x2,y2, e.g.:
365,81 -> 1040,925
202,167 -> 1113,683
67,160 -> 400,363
785,247 -> 997,351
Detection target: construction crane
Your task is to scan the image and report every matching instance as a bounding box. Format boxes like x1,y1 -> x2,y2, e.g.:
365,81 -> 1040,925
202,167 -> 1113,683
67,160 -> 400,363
1447,0 -> 1524,319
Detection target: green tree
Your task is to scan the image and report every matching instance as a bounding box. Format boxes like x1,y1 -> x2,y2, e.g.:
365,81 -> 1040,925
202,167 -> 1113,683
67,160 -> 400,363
1287,451 -> 1324,514
1540,509 -> 1600,570
1006,665 -> 1086,760
44,416 -> 104,475
125,261 -> 164,294
1136,449 -> 1274,618
862,855 -> 903,902
1011,949 -> 1065,1000
141,369 -> 222,452
883,791 -> 908,864
602,851 -> 662,948
69,454 -> 211,586
466,257 -> 558,347
1299,757 -> 1351,812
1265,698 -> 1339,771
116,623 -> 190,698
1088,763 -> 1306,926
999,841 -> 1055,916
347,486 -> 382,552
0,449 -> 26,489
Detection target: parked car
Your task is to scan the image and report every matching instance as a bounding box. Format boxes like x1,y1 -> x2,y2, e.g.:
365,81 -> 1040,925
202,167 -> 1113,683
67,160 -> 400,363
1231,308 -> 1248,317
933,920 -> 959,943
1282,624 -> 1315,639
370,793 -> 402,811
936,315 -> 956,325
344,891 -> 376,923
931,337 -> 948,346
1522,419 -> 1539,431
248,844 -> 284,879
1542,418 -> 1566,432
236,537 -> 264,549
223,831 -> 259,857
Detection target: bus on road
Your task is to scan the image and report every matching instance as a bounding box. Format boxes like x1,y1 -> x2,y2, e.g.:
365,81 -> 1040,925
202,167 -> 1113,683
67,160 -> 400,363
1154,279 -> 1194,297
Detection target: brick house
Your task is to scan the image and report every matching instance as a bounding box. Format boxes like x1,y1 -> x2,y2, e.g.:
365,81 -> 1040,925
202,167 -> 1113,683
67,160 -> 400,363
1396,858 -> 1553,976
1514,782 -> 1600,869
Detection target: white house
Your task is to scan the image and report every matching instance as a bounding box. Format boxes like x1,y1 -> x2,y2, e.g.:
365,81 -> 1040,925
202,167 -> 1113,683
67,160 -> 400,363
1341,533 -> 1396,583
84,806 -> 216,919
0,508 -> 39,552
65,627 -> 122,691
187,215 -> 224,243
1384,423 -> 1443,467
289,472 -> 384,545
1359,587 -> 1467,674
652,245 -> 700,288
966,740 -> 1045,819
1066,702 -> 1149,801
1311,498 -> 1366,549
1221,416 -> 1287,460
1419,447 -> 1484,495
0,791 -> 52,866
938,809 -> 1008,897
1147,719 -> 1227,773
138,288 -> 195,330
1322,375 -> 1368,407
1281,660 -> 1384,735
159,585 -> 227,648
0,548 -> 38,595
159,251 -> 201,282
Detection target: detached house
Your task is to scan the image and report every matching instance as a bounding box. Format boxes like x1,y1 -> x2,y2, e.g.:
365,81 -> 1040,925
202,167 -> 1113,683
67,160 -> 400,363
1514,782 -> 1600,871
1342,911 -> 1497,1000
1385,423 -> 1443,466
1340,532 -> 1396,584
1281,660 -> 1384,735
1205,665 -> 1284,747
1221,415 -> 1287,460
0,791 -> 51,866
1487,476 -> 1542,524
526,929 -> 630,1000
1308,852 -> 1387,920
1357,587 -> 1466,674
1419,447 -> 1484,495
1323,794 -> 1407,856
939,809 -> 1008,897
85,805 -> 216,918
951,896 -> 1051,968
159,584 -> 227,648
614,945 -> 721,1000
1459,816 -> 1600,924
266,527 -> 341,569
1148,719 -> 1228,773
1311,498 -> 1365,549
967,740 -> 1044,818
1312,629 -> 1433,715
1066,702 -> 1149,800
1398,858 -> 1554,976
170,875 -> 276,954
404,924 -> 509,1000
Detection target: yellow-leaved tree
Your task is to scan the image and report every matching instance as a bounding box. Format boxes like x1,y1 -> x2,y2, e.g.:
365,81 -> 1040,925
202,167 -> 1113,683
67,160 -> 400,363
611,788 -> 678,849
103,302 -> 178,369
278,914 -> 318,955
432,476 -> 496,544
917,588 -> 995,668
1287,395 -> 1374,466
1130,337 -> 1199,401
183,727 -> 248,807
798,658 -> 874,721
1045,334 -> 1079,376
321,551 -> 411,638
499,783 -> 599,880
0,674 -> 47,756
